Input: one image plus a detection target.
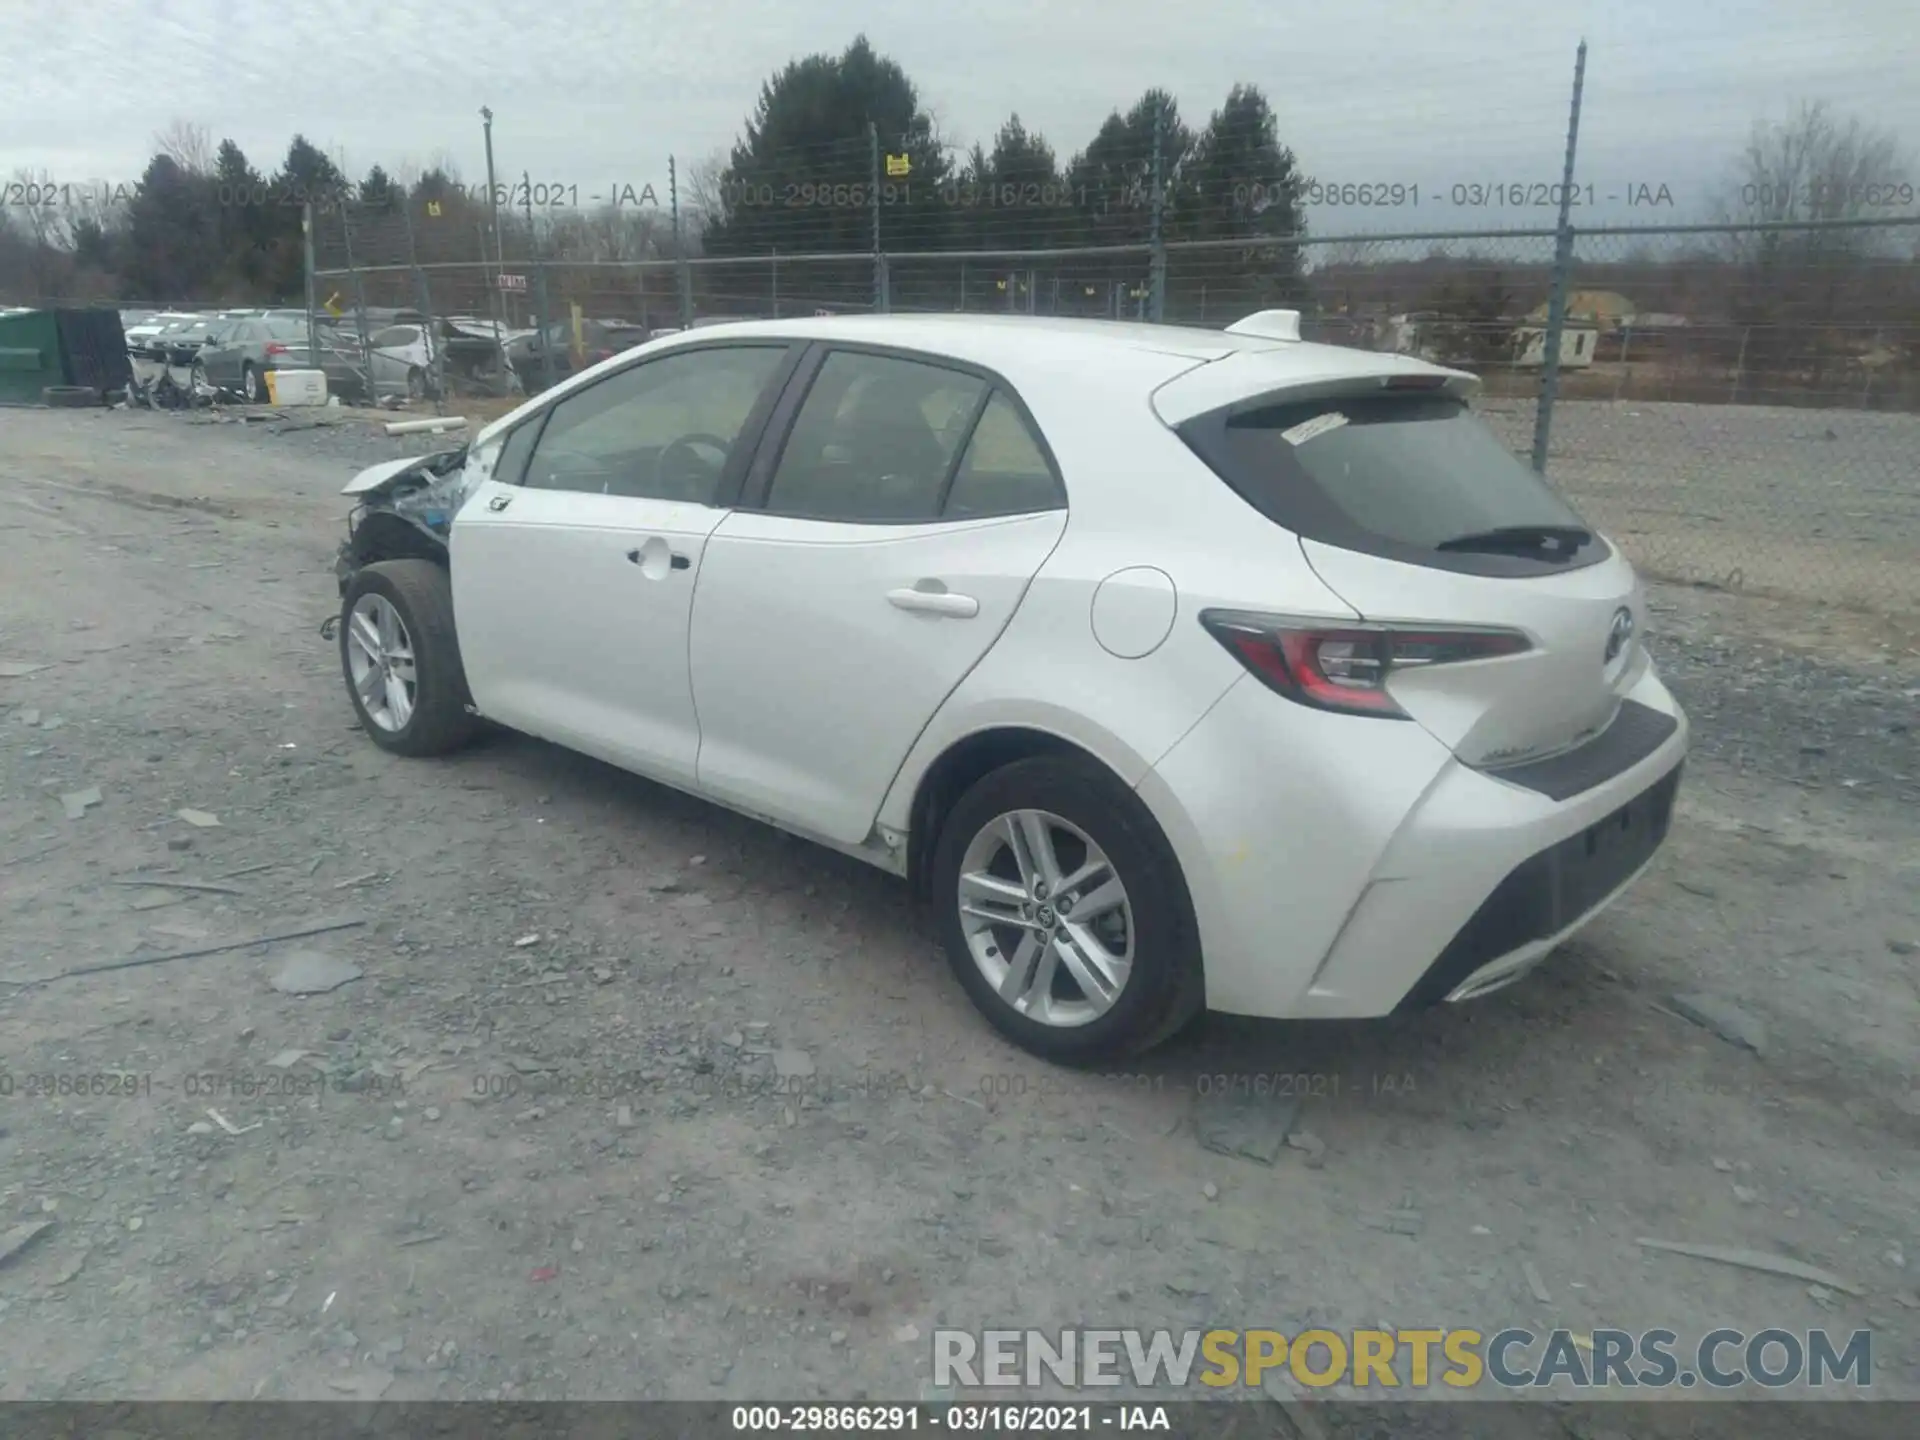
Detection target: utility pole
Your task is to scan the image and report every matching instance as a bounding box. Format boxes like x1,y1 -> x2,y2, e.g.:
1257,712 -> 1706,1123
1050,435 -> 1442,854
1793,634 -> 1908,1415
1148,102 -> 1167,323
1530,39 -> 1587,474
669,156 -> 693,327
481,107 -> 506,337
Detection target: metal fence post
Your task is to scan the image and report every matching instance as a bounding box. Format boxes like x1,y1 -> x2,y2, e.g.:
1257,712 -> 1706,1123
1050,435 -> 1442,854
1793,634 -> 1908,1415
869,121 -> 885,313
1148,104 -> 1167,323
525,173 -> 555,395
302,201 -> 318,379
1530,38 -> 1587,474
669,156 -> 693,328
398,195 -> 445,412
338,201 -> 375,402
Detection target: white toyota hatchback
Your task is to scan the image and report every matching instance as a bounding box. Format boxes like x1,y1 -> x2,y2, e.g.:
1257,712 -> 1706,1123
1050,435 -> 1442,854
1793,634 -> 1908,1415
331,311 -> 1687,1065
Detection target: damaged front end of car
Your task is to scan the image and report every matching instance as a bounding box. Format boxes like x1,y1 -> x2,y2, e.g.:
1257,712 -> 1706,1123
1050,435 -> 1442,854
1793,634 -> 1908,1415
331,445 -> 481,598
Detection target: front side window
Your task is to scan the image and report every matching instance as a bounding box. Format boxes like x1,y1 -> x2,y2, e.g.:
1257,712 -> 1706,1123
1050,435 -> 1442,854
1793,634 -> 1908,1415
522,345 -> 787,503
764,351 -> 987,522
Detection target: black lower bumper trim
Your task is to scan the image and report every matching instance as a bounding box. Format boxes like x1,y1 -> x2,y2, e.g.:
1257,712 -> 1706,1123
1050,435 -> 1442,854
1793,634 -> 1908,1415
1479,699 -> 1680,801
1396,761 -> 1682,1011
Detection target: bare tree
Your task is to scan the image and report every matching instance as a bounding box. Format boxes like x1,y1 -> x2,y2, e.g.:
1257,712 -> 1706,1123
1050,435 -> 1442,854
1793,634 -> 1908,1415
1714,101 -> 1910,389
8,167 -> 73,250
1717,101 -> 1910,258
154,119 -> 213,174
682,149 -> 729,235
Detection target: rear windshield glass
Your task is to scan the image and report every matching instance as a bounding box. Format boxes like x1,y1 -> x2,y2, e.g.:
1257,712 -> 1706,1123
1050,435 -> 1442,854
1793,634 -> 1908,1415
1181,392 -> 1603,574
1221,395 -> 1583,546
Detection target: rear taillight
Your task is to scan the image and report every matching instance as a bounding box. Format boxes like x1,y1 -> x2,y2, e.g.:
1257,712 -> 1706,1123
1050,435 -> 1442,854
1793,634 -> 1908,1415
264,342 -> 289,355
1199,610 -> 1529,719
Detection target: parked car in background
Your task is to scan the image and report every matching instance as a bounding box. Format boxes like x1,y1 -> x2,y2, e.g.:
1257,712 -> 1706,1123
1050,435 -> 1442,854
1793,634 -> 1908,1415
195,314 -> 336,402
154,316 -> 232,366
506,318 -> 651,393
360,323 -> 441,400
328,311 -> 1687,1065
128,312 -> 200,358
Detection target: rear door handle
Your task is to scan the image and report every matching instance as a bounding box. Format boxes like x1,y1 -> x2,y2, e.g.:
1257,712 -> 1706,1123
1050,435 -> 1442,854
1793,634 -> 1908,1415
887,587 -> 978,618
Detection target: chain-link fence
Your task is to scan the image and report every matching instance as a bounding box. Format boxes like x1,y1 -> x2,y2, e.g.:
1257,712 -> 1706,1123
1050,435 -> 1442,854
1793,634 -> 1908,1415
312,204 -> 1920,618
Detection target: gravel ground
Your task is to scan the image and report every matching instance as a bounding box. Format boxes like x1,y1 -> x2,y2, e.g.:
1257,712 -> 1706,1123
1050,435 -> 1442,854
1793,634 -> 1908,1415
0,407 -> 1916,1412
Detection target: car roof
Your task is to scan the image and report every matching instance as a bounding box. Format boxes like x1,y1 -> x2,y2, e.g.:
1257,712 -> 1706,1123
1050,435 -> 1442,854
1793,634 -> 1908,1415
475,313 -> 1466,445
678,313 -> 1284,365
660,313 -> 1466,406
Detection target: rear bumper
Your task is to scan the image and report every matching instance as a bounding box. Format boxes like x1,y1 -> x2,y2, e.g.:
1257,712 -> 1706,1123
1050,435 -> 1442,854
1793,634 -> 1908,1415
1138,662 -> 1688,1019
1392,760 -> 1680,1009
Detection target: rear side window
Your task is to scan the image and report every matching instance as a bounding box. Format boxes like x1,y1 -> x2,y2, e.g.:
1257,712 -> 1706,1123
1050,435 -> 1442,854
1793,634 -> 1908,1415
764,351 -> 987,522
943,391 -> 1062,519
1181,393 -> 1603,575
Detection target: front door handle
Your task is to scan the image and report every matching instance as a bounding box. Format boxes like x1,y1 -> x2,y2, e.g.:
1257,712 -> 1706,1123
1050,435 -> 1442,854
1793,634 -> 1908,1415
625,538 -> 692,578
887,586 -> 979,618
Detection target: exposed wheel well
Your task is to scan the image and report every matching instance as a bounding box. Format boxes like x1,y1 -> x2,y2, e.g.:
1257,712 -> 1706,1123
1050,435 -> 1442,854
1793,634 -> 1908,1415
340,511 -> 448,592
906,727 -> 1124,902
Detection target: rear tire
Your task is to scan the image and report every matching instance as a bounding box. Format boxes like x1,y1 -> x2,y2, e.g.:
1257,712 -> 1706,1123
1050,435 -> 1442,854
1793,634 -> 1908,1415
338,560 -> 480,757
406,367 -> 426,400
241,363 -> 262,404
931,754 -> 1204,1066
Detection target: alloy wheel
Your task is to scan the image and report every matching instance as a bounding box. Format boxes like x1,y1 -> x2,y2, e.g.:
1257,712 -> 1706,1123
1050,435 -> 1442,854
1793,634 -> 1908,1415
956,808 -> 1135,1027
345,593 -> 417,732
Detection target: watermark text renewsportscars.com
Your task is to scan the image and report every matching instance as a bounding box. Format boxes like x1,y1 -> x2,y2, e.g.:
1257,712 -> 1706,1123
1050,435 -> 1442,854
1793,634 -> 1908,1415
933,1327 -> 1872,1391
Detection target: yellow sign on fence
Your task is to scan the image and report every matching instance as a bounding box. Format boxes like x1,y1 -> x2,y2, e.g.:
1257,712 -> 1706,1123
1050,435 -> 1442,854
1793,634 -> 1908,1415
885,153 -> 911,178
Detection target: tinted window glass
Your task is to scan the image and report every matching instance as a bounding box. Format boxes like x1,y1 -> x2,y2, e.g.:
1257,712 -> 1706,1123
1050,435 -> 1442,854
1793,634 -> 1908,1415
765,351 -> 986,522
943,391 -> 1060,519
268,318 -> 310,340
1196,394 -> 1588,551
371,326 -> 419,348
523,345 -> 786,502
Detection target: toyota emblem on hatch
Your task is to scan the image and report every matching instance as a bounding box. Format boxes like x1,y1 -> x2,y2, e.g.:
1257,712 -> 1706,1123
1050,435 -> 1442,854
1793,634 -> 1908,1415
1605,607 -> 1635,663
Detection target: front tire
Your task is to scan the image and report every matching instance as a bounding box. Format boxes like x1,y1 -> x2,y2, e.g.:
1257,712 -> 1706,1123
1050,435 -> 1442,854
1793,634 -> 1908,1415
339,560 -> 480,757
931,754 -> 1204,1065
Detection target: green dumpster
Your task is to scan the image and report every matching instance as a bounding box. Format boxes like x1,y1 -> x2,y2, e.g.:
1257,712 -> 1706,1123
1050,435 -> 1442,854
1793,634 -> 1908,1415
0,309 -> 60,405
0,308 -> 132,404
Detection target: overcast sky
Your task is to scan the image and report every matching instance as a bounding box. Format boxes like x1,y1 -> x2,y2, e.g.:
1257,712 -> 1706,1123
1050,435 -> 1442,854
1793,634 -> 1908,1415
5,0 -> 1916,234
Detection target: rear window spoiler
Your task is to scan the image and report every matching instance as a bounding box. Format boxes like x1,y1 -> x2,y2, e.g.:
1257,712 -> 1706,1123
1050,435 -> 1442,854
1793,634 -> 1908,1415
1151,350 -> 1480,428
